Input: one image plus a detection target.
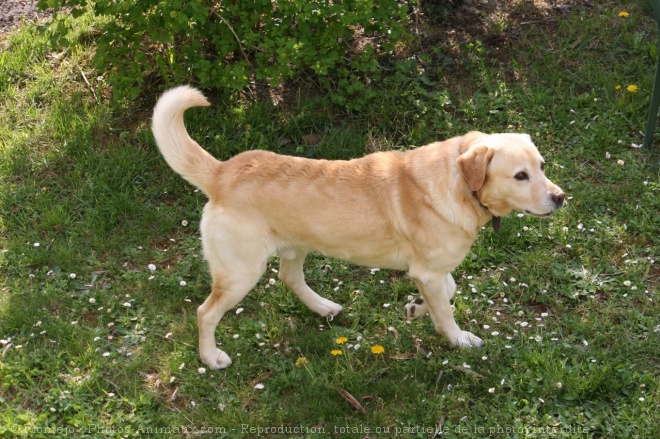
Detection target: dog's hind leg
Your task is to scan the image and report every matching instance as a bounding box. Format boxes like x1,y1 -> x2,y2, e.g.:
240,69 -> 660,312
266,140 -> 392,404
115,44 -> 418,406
197,219 -> 271,369
278,248 -> 343,317
197,266 -> 263,369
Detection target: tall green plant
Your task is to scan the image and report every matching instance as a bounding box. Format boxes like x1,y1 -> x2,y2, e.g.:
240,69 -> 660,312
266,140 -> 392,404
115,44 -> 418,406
38,0 -> 411,104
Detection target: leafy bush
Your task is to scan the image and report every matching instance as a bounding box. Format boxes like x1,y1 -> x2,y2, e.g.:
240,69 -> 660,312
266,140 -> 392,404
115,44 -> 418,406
38,0 -> 412,105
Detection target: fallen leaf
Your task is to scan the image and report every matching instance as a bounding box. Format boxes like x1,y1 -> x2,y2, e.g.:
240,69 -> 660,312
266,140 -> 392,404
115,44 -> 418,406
387,326 -> 399,338
389,352 -> 416,360
336,388 -> 366,413
452,366 -> 484,378
302,134 -> 322,145
251,371 -> 273,387
168,386 -> 178,402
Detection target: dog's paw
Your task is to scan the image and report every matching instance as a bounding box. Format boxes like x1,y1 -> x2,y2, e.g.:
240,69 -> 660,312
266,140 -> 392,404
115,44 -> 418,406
450,331 -> 483,349
201,348 -> 232,370
404,297 -> 428,320
312,298 -> 343,317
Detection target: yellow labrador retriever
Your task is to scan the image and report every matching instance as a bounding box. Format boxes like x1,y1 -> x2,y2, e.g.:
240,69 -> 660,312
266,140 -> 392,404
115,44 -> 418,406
152,86 -> 565,369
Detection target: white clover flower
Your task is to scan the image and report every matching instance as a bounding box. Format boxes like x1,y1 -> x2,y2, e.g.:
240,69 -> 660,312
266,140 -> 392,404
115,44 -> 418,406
254,383 -> 265,390
488,388 -> 495,394
103,352 -> 111,357
179,280 -> 187,286
123,302 -> 131,308
617,159 -> 625,166
236,308 -> 244,315
89,298 -> 96,304
623,280 -> 632,287
69,273 -> 77,279
148,264 -> 156,272
181,220 -> 189,227
198,367 -> 206,374
33,242 -> 40,247
556,382 -> 563,389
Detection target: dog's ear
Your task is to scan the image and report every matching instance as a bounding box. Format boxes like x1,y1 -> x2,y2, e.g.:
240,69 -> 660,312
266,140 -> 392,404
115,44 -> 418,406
456,145 -> 493,191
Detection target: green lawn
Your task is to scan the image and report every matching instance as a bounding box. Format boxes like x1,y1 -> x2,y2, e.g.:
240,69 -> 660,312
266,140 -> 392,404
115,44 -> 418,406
1,1 -> 659,438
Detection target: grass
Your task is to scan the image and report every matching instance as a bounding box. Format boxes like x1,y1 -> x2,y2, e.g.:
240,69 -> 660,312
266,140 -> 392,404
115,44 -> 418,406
1,1 -> 659,437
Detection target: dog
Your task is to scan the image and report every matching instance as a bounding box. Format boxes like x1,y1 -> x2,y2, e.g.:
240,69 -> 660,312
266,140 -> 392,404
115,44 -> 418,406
152,86 -> 565,369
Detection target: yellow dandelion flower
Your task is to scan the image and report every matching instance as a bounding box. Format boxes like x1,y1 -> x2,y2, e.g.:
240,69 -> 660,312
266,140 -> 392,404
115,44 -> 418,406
295,356 -> 309,368
618,11 -> 629,18
335,337 -> 348,345
627,84 -> 638,93
331,349 -> 343,356
371,345 -> 385,355
615,84 -> 622,90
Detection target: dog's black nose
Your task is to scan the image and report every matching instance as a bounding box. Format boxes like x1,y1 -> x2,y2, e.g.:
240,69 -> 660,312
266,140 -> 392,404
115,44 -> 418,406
551,192 -> 565,207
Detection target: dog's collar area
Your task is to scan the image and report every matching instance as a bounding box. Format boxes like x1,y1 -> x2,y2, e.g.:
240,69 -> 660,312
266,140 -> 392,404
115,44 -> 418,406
472,191 -> 500,232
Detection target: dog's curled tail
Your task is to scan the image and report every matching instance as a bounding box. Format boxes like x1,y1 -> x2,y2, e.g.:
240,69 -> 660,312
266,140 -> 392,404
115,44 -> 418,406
152,86 -> 219,195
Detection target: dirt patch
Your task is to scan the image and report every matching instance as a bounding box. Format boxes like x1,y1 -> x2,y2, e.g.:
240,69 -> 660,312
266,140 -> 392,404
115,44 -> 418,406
0,0 -> 51,34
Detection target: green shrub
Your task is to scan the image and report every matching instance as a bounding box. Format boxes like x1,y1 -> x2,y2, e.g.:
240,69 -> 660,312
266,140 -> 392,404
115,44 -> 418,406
38,0 -> 412,105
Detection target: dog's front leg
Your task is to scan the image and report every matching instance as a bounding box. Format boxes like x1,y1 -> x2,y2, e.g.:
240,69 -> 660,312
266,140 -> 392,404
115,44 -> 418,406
410,271 -> 483,348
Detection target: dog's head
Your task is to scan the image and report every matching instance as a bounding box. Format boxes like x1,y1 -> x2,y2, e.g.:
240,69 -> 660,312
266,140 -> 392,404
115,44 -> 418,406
456,132 -> 565,218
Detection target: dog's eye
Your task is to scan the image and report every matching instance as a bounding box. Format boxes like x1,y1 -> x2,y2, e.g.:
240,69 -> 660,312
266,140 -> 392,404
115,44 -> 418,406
540,162 -> 546,172
514,171 -> 529,181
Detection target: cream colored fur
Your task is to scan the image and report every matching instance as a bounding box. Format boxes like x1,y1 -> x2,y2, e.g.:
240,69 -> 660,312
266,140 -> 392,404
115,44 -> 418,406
152,86 -> 565,369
